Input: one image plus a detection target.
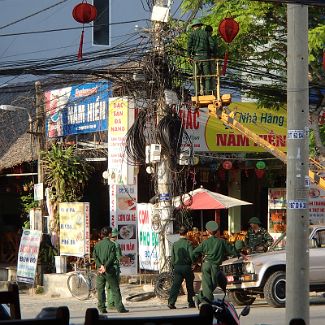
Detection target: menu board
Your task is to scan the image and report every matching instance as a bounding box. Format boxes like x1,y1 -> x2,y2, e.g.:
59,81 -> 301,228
59,202 -> 90,257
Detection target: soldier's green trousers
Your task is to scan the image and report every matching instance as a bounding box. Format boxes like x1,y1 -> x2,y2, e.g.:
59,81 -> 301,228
106,268 -> 120,308
193,57 -> 212,96
168,265 -> 195,306
96,270 -> 125,312
197,261 -> 220,303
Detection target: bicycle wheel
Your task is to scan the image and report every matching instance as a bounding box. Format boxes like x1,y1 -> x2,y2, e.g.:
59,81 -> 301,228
88,271 -> 97,293
67,272 -> 90,300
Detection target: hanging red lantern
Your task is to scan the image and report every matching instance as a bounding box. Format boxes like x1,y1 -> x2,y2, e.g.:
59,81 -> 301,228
218,18 -> 240,76
222,160 -> 232,170
72,1 -> 97,61
255,169 -> 265,179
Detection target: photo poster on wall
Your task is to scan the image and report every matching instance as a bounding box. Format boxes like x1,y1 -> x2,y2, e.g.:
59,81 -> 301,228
59,202 -> 90,257
110,181 -> 138,275
16,229 -> 42,284
137,203 -> 160,271
268,186 -> 325,237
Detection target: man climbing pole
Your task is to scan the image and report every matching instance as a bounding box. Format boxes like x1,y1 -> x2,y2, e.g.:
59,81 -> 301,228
187,18 -> 213,96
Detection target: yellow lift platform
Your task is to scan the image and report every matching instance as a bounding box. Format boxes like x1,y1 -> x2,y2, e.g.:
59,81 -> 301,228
191,59 -> 325,191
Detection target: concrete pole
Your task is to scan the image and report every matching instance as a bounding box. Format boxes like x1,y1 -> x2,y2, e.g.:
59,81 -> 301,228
286,4 -> 309,324
151,0 -> 173,272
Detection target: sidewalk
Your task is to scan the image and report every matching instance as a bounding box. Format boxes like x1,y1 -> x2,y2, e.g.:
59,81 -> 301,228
19,283 -> 192,325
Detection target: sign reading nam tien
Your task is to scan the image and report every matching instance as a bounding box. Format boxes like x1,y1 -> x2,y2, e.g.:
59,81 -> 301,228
180,102 -> 287,152
45,82 -> 111,138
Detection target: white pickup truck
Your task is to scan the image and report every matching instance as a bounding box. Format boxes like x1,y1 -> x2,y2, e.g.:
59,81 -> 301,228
220,225 -> 325,308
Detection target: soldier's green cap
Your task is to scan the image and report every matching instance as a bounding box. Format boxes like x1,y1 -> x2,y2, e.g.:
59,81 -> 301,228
248,217 -> 261,225
206,220 -> 219,231
191,18 -> 203,27
111,228 -> 118,237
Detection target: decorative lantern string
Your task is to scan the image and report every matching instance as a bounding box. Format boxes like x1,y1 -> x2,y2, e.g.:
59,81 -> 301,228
72,0 -> 97,61
218,18 -> 239,76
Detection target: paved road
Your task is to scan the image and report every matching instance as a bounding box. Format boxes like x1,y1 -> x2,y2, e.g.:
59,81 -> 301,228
18,285 -> 325,325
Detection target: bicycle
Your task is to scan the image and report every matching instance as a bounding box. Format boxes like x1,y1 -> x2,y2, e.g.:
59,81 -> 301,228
67,254 -> 97,300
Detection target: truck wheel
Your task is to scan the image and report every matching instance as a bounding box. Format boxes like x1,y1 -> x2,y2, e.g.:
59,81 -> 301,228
227,290 -> 256,306
263,271 -> 286,308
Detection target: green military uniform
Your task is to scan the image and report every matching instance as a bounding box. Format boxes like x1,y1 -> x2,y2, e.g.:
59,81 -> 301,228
187,20 -> 213,95
93,237 -> 126,313
245,225 -> 274,253
205,25 -> 219,94
192,221 -> 239,304
168,236 -> 195,308
107,235 -> 122,308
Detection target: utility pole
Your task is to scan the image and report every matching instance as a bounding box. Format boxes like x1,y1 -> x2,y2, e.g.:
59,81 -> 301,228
35,81 -> 45,212
151,0 -> 173,272
286,3 -> 309,324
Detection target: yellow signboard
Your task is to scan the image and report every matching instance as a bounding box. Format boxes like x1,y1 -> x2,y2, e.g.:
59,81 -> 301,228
59,202 -> 90,257
205,102 -> 287,152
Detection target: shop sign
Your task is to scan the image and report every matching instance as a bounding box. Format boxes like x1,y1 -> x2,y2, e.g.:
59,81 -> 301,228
17,230 -> 42,284
59,202 -> 90,257
45,82 -> 111,138
137,203 -> 159,271
110,181 -> 138,275
180,102 -> 287,153
107,97 -> 135,185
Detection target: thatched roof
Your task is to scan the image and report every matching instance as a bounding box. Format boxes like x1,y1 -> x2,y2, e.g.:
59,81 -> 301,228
0,85 -> 36,172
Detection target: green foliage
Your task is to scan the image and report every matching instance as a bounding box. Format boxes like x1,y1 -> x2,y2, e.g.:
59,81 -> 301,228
20,182 -> 38,229
42,144 -> 93,203
174,0 -> 324,107
20,192 -> 38,215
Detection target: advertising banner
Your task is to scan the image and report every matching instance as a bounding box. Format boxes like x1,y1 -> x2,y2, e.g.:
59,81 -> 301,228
268,186 -> 325,237
180,102 -> 287,153
16,229 -> 42,284
59,202 -> 90,257
45,82 -> 111,138
137,203 -> 159,271
107,97 -> 135,185
110,181 -> 138,275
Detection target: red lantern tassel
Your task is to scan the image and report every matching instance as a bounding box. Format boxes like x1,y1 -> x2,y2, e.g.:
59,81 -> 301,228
78,29 -> 85,61
222,51 -> 228,76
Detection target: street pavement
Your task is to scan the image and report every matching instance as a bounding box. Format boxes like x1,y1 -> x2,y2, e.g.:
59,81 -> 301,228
18,284 -> 325,325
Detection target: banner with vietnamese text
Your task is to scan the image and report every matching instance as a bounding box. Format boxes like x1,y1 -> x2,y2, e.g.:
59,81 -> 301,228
59,202 -> 90,257
16,229 -> 42,284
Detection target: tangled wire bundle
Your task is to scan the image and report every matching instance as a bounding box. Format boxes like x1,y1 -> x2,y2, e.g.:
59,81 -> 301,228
154,271 -> 174,299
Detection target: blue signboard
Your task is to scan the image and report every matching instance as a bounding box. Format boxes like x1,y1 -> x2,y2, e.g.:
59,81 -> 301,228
45,82 -> 111,138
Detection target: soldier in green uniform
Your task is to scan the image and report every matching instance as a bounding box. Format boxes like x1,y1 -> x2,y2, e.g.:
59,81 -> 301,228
245,217 -> 274,253
167,226 -> 196,309
187,19 -> 213,95
93,227 -> 128,314
192,221 -> 242,305
107,228 -> 122,309
205,25 -> 219,94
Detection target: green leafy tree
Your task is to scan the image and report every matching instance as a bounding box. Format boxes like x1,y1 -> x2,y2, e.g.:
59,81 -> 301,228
174,0 -> 324,157
42,143 -> 93,239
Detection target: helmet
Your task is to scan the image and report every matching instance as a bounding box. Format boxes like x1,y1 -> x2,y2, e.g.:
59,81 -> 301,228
111,228 -> 119,237
206,221 -> 219,231
248,217 -> 261,225
191,18 -> 203,27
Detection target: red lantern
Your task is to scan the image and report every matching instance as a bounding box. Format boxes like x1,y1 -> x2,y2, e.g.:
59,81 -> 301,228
72,1 -> 97,60
218,18 -> 240,76
222,160 -> 232,170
